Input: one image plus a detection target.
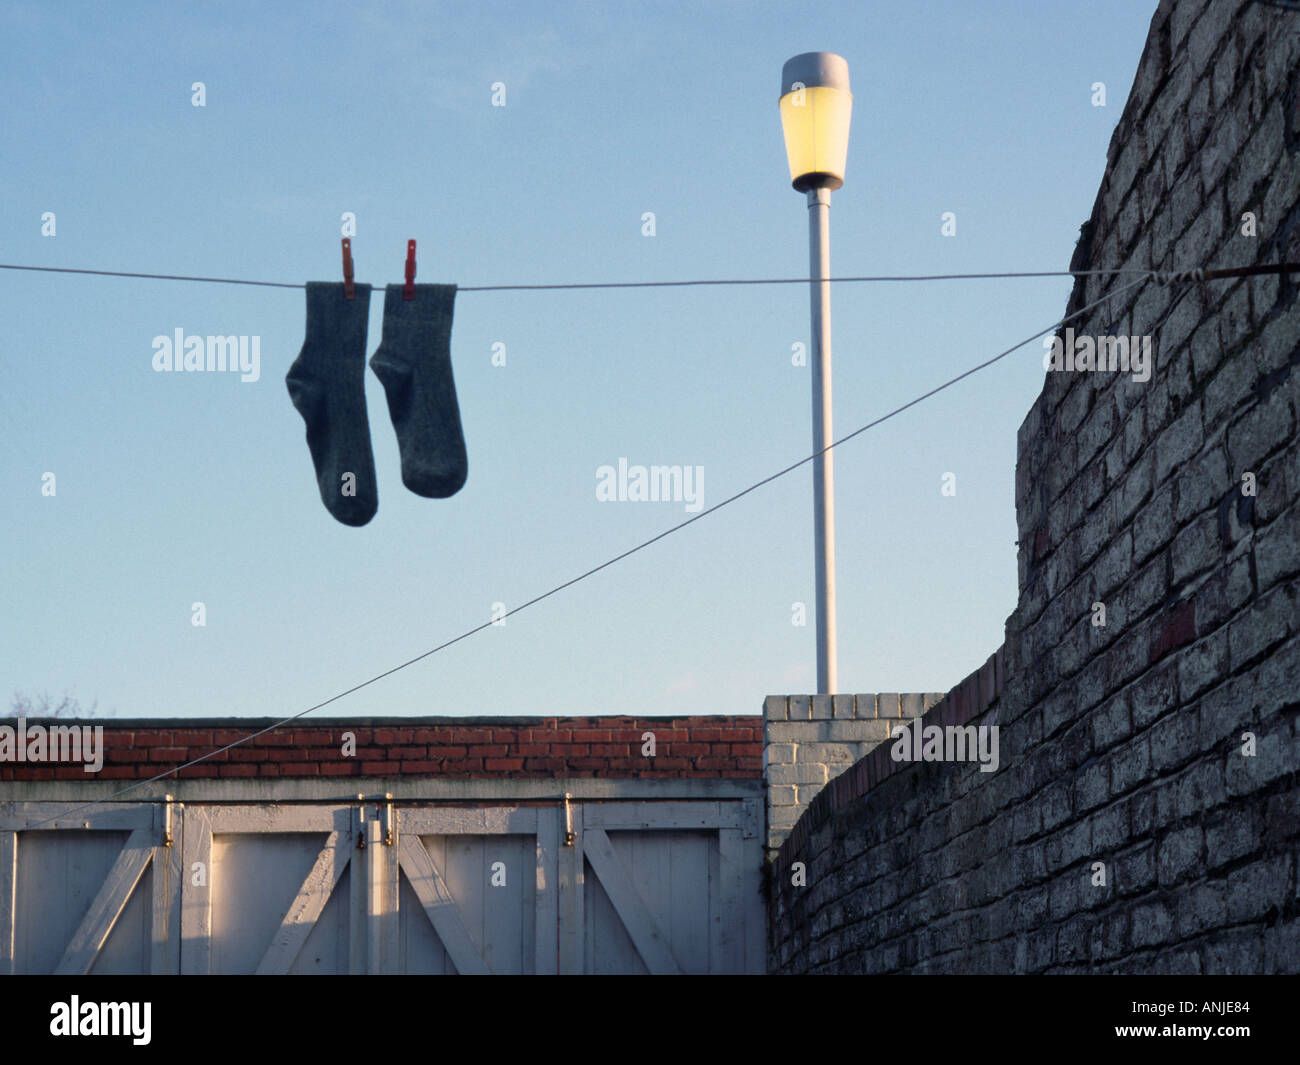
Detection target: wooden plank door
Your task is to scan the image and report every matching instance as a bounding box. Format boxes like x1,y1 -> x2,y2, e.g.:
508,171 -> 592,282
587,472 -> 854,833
572,800 -> 762,974
394,806 -> 559,974
0,802 -> 168,974
180,804 -> 355,974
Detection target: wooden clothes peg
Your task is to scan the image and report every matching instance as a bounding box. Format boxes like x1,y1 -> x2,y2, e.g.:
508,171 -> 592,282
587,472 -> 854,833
341,238 -> 355,300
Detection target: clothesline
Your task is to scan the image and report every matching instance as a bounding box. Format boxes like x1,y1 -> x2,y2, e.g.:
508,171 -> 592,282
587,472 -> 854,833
3,260 -> 1294,292
11,256 -> 1297,828
19,273 -> 1157,830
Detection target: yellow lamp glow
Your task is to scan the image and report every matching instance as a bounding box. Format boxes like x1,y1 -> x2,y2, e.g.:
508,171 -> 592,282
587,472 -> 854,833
779,53 -> 852,191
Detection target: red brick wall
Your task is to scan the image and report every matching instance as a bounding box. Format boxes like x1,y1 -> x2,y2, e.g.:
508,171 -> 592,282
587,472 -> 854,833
0,716 -> 762,782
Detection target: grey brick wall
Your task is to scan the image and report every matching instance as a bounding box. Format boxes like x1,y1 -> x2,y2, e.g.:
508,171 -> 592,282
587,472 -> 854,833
768,0 -> 1300,974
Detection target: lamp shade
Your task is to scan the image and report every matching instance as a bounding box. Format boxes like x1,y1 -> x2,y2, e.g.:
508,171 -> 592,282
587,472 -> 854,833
779,52 -> 852,192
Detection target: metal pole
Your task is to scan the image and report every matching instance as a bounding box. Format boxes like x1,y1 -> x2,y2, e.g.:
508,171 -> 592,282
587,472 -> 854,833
807,186 -> 837,695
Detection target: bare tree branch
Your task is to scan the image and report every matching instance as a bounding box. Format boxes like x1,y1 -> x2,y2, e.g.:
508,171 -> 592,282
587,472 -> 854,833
10,690 -> 113,718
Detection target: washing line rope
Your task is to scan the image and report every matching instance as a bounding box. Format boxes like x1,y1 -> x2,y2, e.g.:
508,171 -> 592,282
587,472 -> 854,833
0,260 -> 1294,292
18,272 -> 1162,830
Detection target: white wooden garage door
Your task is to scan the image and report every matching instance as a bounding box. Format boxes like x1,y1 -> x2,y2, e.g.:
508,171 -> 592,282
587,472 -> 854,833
1,797 -> 764,974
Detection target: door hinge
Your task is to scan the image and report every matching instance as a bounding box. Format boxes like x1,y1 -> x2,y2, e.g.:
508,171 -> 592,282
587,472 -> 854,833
380,793 -> 395,846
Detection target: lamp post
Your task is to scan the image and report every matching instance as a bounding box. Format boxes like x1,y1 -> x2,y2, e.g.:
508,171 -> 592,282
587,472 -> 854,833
780,52 -> 852,696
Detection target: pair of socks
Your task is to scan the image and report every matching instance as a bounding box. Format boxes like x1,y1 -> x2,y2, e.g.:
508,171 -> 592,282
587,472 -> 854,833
285,282 -> 467,526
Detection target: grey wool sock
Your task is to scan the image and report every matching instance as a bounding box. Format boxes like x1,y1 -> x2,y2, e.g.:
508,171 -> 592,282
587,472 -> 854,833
369,283 -> 468,499
285,281 -> 379,526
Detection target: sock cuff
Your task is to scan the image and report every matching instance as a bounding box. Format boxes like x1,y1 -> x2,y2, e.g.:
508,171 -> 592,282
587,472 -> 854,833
381,283 -> 456,331
303,281 -> 372,352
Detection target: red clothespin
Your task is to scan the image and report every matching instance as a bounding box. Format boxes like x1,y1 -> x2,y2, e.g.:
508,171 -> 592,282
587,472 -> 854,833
341,238 -> 355,300
404,239 -> 416,300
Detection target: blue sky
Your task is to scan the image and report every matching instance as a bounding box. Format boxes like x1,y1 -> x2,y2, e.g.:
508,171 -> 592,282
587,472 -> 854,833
1,0 -> 1156,721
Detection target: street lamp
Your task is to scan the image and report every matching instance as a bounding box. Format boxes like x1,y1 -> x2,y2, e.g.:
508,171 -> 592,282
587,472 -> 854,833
780,52 -> 852,696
